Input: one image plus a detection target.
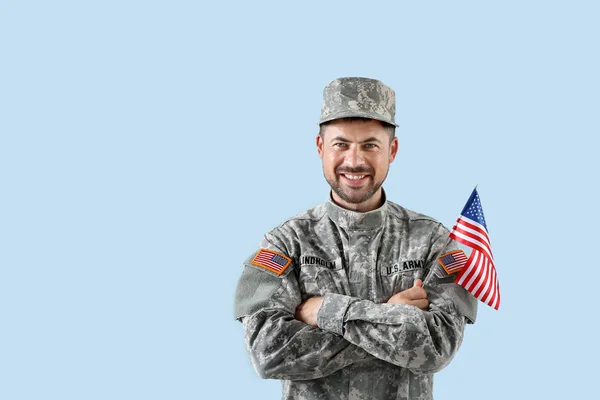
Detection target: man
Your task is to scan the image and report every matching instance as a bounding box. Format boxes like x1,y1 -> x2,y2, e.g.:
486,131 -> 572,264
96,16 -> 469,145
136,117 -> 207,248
234,77 -> 477,399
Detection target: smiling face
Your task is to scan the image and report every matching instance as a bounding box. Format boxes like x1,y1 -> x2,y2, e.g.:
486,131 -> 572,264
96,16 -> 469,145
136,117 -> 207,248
317,118 -> 398,212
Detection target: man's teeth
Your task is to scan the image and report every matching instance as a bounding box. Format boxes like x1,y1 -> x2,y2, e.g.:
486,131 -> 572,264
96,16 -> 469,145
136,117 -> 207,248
345,174 -> 365,180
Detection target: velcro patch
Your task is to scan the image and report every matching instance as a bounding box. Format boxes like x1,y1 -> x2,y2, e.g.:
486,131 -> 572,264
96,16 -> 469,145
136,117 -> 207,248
299,255 -> 341,270
251,248 -> 292,276
381,259 -> 425,276
438,250 -> 468,275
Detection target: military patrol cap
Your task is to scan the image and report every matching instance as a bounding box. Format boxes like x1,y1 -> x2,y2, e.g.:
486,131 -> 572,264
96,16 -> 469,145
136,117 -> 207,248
319,77 -> 398,127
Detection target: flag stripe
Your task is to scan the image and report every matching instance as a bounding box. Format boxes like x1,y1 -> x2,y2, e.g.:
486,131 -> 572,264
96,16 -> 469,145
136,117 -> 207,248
491,280 -> 500,310
488,268 -> 500,307
450,230 -> 494,262
455,216 -> 490,246
481,263 -> 496,304
450,229 -> 492,260
456,251 -> 477,288
461,251 -> 482,289
473,257 -> 491,299
453,217 -> 492,251
451,217 -> 494,257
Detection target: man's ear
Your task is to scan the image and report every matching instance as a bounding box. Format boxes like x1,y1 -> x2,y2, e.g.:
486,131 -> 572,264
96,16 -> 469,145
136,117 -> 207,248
389,137 -> 399,163
316,134 -> 324,159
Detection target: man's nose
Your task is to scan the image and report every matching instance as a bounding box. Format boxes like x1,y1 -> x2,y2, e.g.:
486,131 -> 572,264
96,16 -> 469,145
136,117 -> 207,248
344,146 -> 364,167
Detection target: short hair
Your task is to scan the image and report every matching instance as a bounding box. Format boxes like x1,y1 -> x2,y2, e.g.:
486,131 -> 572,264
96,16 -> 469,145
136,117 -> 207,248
319,117 -> 396,140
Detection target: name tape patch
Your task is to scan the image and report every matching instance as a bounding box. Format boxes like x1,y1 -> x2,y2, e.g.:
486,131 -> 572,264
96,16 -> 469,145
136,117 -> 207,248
438,250 -> 468,275
381,259 -> 425,276
251,248 -> 292,276
299,255 -> 340,270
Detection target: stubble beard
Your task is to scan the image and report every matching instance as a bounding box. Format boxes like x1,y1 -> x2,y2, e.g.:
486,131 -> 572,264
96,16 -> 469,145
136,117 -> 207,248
324,165 -> 389,205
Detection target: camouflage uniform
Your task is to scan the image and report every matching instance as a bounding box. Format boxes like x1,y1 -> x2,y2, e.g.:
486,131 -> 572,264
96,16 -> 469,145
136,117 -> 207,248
234,194 -> 477,399
234,77 -> 477,399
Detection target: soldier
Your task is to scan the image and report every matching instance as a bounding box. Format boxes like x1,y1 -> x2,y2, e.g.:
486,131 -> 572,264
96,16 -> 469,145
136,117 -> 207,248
234,77 -> 477,399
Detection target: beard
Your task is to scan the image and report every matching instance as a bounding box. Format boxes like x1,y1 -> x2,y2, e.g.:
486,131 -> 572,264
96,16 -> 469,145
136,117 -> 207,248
324,165 -> 387,205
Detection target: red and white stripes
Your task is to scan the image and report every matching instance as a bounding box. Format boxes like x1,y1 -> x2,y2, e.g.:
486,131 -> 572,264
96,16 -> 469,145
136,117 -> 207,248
450,215 -> 500,310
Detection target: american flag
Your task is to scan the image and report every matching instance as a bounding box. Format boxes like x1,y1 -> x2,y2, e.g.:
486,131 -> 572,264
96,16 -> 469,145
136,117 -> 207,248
449,188 -> 500,310
438,250 -> 468,274
251,249 -> 291,275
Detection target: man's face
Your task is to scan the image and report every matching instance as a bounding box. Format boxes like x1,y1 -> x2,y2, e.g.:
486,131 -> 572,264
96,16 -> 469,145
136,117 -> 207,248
317,119 -> 398,212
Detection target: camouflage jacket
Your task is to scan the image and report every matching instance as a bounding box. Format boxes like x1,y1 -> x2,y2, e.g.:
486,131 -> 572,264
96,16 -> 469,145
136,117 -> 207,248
234,195 -> 477,400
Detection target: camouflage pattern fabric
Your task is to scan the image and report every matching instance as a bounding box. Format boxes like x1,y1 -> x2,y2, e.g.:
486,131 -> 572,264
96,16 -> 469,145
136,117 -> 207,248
234,192 -> 477,400
319,77 -> 398,127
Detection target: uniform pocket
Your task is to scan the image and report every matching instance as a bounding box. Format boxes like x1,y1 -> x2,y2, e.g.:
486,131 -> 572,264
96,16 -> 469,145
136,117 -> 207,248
381,269 -> 425,300
298,265 -> 348,297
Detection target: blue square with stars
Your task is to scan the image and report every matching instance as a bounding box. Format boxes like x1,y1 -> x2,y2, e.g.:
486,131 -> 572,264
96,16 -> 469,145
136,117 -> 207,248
460,189 -> 488,230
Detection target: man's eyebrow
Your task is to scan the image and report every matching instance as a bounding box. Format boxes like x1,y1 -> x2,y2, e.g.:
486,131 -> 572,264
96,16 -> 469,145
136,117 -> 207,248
360,137 -> 382,144
329,136 -> 382,144
329,136 -> 351,143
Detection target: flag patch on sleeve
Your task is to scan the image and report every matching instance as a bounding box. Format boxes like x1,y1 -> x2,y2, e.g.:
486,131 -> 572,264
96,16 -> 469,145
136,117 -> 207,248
251,248 -> 292,276
438,250 -> 468,275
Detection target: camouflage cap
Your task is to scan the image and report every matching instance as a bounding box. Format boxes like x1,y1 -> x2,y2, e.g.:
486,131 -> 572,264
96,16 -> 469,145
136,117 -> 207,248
319,77 -> 398,127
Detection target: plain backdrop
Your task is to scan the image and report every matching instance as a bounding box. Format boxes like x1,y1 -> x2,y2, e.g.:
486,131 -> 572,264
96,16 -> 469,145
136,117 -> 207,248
2,1 -> 599,399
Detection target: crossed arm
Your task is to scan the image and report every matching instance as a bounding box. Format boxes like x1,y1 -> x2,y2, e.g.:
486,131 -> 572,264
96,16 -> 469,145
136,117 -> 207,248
240,272 -> 467,380
296,279 -> 430,326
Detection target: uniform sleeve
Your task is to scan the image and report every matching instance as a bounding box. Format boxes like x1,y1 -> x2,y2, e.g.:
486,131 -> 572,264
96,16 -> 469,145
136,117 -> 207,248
316,223 -> 477,374
234,236 -> 372,381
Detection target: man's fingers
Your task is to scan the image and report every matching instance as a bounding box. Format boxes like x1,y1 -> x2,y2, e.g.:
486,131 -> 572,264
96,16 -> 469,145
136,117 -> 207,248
387,294 -> 429,309
295,297 -> 323,327
404,285 -> 428,301
387,286 -> 428,306
413,279 -> 423,288
413,299 -> 429,310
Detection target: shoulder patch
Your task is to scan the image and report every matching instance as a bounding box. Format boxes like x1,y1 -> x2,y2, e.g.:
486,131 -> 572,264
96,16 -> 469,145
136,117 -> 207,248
251,248 -> 292,276
438,250 -> 468,275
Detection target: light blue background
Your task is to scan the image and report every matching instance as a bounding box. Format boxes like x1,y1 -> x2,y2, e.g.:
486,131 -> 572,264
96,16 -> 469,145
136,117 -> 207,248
2,1 -> 599,399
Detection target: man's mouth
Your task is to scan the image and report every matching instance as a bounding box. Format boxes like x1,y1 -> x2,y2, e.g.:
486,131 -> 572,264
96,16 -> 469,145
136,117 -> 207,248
339,173 -> 370,185
343,174 -> 366,181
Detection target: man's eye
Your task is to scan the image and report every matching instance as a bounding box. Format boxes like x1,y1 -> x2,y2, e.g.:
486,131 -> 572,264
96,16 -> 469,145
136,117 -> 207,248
334,143 -> 348,148
364,143 -> 377,149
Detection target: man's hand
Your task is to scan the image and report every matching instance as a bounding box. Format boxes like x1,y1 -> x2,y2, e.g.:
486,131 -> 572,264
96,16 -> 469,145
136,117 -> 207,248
295,296 -> 324,327
387,279 -> 429,310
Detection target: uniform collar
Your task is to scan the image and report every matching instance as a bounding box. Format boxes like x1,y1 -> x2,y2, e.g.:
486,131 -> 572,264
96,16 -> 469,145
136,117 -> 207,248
325,190 -> 388,230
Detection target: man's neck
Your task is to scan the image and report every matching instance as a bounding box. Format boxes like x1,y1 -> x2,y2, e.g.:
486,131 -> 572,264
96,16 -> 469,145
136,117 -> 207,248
330,189 -> 385,213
